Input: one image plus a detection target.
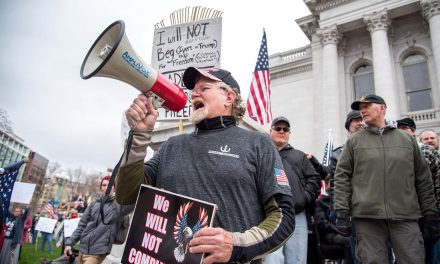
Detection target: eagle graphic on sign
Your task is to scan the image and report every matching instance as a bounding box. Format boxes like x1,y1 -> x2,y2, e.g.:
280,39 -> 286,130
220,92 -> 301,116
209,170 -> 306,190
173,202 -> 209,262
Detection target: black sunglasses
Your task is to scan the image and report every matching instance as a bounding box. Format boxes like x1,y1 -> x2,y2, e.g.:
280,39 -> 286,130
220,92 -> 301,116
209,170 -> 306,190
273,126 -> 290,132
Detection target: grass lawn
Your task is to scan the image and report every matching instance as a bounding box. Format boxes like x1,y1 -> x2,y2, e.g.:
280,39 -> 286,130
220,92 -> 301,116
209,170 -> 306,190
18,238 -> 76,264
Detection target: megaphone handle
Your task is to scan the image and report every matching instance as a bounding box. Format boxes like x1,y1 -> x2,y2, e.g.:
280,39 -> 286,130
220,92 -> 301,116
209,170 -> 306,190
145,92 -> 164,110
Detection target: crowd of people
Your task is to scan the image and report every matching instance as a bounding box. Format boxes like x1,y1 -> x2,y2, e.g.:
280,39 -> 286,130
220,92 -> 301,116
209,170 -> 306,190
115,66 -> 440,264
0,176 -> 131,264
1,65 -> 439,264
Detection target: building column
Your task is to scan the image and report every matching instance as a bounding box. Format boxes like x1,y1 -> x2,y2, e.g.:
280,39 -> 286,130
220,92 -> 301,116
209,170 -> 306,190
364,9 -> 399,119
421,0 -> 440,90
317,25 -> 342,145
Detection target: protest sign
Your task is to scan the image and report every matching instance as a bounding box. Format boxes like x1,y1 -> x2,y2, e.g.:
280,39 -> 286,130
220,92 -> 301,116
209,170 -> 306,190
151,17 -> 222,120
10,182 -> 35,204
35,217 -> 58,233
122,185 -> 217,264
64,218 -> 81,237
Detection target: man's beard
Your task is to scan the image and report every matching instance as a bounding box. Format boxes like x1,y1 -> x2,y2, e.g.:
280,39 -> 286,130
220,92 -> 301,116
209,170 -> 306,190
190,106 -> 209,124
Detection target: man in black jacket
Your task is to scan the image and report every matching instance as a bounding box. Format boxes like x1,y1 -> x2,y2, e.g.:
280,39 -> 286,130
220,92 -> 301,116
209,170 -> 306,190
264,116 -> 321,264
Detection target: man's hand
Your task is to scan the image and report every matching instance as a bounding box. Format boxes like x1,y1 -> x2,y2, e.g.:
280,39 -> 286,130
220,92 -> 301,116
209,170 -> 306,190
189,227 -> 233,264
126,94 -> 158,130
423,214 -> 440,244
64,245 -> 72,257
335,211 -> 351,237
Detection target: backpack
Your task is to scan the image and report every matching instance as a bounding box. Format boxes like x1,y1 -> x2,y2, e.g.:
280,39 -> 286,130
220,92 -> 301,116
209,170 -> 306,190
114,214 -> 130,245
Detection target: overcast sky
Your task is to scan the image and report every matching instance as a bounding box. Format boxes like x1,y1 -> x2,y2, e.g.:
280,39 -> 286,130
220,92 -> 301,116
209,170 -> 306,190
0,0 -> 310,172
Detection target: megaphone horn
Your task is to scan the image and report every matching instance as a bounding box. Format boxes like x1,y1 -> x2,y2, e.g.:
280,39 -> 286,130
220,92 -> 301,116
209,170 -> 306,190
80,20 -> 187,112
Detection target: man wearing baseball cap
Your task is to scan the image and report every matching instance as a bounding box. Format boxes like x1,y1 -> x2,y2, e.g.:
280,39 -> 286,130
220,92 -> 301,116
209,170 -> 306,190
265,116 -> 321,264
115,67 -> 295,263
330,110 -> 364,176
334,94 -> 439,263
396,117 -> 417,136
307,110 -> 364,193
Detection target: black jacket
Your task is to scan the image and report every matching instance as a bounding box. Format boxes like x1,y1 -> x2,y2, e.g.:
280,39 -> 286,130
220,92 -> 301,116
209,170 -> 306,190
279,144 -> 321,214
315,195 -> 339,242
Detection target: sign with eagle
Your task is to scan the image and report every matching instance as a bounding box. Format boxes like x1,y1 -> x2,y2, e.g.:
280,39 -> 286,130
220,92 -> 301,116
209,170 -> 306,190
122,184 -> 217,264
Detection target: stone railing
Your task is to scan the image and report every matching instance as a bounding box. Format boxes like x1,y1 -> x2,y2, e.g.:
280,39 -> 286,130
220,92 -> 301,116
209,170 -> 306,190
408,108 -> 439,122
281,47 -> 310,61
269,45 -> 312,67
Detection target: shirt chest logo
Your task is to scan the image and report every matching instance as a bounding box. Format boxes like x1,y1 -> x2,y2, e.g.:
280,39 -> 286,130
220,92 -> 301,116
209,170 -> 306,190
208,145 -> 240,158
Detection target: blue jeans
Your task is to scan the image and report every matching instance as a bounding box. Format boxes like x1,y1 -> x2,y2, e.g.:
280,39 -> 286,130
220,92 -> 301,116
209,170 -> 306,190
432,238 -> 440,264
263,211 -> 308,264
32,229 -> 39,244
41,232 -> 53,253
350,219 -> 361,264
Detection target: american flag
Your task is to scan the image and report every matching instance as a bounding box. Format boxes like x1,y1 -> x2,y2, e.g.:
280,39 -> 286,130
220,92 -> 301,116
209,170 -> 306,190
0,160 -> 26,218
44,199 -> 55,218
247,30 -> 272,125
274,168 -> 289,186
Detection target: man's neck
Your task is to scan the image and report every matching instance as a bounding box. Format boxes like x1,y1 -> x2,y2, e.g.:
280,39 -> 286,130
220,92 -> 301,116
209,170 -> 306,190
367,119 -> 386,128
196,116 -> 235,131
275,142 -> 288,150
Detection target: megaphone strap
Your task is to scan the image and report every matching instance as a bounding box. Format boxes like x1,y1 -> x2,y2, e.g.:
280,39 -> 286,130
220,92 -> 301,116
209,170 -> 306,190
99,129 -> 135,225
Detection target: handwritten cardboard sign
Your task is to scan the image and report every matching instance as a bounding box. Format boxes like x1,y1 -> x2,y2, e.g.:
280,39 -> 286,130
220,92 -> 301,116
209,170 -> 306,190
10,182 -> 35,204
35,217 -> 58,233
64,218 -> 81,237
151,17 -> 222,120
122,185 -> 217,264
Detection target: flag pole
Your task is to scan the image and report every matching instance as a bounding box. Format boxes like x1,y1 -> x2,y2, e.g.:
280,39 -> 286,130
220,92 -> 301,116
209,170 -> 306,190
178,120 -> 183,134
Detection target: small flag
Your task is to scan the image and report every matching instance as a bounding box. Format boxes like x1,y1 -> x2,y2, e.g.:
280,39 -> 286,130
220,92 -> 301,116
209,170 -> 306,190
321,130 -> 334,196
322,129 -> 333,166
247,29 -> 272,125
44,199 -> 55,218
56,236 -> 63,247
0,160 -> 26,218
274,168 -> 289,186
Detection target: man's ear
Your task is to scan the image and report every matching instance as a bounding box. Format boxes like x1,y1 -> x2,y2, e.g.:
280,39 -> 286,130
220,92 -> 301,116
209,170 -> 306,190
224,90 -> 236,107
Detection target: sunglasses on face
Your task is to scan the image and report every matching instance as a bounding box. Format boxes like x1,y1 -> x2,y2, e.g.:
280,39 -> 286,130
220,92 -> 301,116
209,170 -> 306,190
273,126 -> 290,132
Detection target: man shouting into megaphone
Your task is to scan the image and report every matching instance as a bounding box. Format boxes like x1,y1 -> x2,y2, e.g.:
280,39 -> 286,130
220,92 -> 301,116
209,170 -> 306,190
115,66 -> 295,264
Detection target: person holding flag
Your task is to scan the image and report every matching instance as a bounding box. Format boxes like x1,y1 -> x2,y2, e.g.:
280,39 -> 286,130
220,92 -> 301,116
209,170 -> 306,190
0,158 -> 28,251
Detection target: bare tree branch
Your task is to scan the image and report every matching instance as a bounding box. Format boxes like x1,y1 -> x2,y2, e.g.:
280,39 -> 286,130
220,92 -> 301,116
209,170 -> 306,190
0,108 -> 13,133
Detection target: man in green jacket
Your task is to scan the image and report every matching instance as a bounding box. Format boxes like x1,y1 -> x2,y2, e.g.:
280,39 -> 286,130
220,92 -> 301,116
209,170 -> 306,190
334,94 -> 439,264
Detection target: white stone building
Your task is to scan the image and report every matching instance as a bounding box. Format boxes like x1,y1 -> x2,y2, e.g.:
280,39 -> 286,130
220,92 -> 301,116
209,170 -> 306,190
269,0 -> 440,157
